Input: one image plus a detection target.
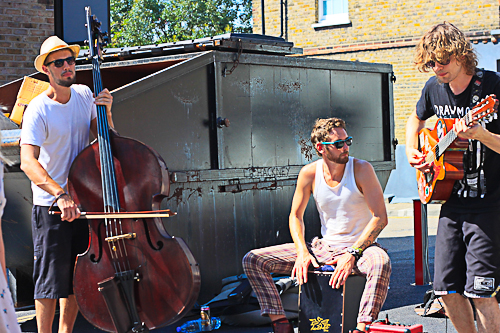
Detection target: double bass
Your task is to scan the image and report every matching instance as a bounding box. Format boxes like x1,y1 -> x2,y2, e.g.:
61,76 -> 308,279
67,7 -> 200,332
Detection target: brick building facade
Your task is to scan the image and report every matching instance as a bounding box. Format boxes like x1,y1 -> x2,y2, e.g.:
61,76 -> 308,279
253,0 -> 500,143
0,0 -> 54,86
2,1 -> 499,143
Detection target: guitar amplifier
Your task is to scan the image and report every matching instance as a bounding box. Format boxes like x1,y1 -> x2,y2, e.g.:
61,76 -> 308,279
298,271 -> 366,333
366,320 -> 423,333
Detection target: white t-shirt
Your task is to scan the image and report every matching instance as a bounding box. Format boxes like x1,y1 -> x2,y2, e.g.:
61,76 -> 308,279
20,84 -> 97,206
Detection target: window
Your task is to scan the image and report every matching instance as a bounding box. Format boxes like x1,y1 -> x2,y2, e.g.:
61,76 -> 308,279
313,0 -> 350,28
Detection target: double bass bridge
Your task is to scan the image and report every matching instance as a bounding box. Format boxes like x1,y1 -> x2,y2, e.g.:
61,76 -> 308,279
105,233 -> 137,243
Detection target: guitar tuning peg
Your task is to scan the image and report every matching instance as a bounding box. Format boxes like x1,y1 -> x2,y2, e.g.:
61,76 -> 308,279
494,113 -> 498,119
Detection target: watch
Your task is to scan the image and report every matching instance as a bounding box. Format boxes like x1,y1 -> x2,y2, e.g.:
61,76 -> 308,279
346,247 -> 363,261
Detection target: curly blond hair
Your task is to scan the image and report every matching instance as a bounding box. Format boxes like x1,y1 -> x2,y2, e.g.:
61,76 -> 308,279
415,22 -> 477,75
310,117 -> 346,157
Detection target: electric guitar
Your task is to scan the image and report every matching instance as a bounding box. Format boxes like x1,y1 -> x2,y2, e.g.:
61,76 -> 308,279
417,95 -> 497,204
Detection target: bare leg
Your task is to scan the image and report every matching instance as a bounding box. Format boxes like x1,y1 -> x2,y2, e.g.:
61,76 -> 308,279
473,297 -> 500,333
356,322 -> 369,331
269,314 -> 287,322
35,298 -> 57,333
58,295 -> 79,333
441,293 -> 476,333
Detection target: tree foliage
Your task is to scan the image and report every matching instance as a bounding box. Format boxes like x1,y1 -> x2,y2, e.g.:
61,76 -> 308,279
110,0 -> 253,47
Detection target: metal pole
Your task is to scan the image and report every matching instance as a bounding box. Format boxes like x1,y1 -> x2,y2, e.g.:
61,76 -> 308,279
261,0 -> 266,35
280,0 -> 283,38
413,200 -> 430,285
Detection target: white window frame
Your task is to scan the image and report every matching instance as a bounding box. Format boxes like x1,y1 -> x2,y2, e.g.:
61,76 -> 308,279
312,0 -> 350,28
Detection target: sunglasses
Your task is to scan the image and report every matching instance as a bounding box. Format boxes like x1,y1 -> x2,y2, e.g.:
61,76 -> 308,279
321,136 -> 353,149
425,58 -> 451,68
45,56 -> 76,68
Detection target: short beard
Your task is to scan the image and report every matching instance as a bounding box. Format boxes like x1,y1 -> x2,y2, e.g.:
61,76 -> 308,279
326,152 -> 349,164
48,67 -> 76,87
334,153 -> 349,164
56,75 -> 76,87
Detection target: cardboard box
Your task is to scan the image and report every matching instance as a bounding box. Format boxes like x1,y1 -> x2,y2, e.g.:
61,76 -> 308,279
11,77 -> 49,125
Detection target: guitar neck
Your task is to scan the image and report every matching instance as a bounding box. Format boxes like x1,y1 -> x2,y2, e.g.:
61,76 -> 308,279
434,129 -> 458,159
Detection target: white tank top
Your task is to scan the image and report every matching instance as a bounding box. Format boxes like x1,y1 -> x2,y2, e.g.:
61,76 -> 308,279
313,157 -> 372,247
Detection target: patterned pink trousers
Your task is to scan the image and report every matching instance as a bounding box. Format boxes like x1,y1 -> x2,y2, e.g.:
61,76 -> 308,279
242,238 -> 391,323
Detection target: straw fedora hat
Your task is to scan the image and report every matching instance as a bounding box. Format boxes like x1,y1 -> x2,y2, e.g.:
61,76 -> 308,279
34,36 -> 80,73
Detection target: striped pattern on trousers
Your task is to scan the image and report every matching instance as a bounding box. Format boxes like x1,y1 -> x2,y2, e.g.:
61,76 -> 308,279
242,238 -> 391,323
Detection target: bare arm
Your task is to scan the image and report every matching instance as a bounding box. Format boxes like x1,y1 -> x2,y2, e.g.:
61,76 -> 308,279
454,117 -> 500,154
405,110 -> 432,173
328,160 -> 388,288
0,221 -> 5,280
289,162 -> 319,285
351,160 -> 388,250
20,144 -> 80,222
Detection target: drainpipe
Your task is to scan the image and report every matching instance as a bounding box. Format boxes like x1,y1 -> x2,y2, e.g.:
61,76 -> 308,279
261,0 -> 265,35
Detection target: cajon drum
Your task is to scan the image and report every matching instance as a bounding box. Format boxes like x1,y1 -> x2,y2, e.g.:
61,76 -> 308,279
299,272 -> 366,333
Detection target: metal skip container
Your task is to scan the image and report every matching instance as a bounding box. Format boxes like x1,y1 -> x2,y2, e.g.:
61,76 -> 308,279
0,34 -> 395,304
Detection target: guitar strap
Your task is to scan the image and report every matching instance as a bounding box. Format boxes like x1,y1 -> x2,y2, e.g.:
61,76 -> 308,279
456,68 -> 486,198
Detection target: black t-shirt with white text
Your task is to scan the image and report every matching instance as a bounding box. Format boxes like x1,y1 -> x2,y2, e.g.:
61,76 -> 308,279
416,70 -> 500,212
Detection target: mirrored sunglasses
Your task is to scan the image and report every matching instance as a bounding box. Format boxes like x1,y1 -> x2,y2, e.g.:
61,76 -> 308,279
425,58 -> 451,68
321,136 -> 353,149
45,56 -> 76,68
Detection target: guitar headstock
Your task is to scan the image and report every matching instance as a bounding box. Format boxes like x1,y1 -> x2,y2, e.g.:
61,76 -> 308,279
467,94 -> 498,125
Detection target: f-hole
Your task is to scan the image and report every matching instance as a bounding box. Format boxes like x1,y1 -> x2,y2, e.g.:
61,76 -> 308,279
90,220 -> 105,263
141,219 -> 163,251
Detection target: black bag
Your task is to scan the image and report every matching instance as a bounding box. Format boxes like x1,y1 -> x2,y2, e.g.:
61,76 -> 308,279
204,274 -> 299,326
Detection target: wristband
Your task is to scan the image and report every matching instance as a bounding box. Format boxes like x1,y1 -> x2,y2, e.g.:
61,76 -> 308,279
346,247 -> 363,261
55,192 -> 68,202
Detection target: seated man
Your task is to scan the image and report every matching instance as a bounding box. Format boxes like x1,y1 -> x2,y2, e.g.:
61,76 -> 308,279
242,117 -> 391,333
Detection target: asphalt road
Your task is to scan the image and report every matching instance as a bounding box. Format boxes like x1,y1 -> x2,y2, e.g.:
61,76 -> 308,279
17,203 -> 466,333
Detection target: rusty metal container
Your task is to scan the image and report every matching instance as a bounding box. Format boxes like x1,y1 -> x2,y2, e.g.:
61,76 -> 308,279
0,34 -> 395,304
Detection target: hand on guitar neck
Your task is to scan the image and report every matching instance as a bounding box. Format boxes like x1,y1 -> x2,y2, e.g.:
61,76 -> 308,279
453,98 -> 499,141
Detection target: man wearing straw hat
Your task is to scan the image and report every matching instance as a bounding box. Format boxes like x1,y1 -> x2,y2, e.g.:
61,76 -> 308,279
20,36 -> 114,333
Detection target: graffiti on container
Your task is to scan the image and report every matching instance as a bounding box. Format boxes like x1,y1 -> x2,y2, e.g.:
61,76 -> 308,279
277,81 -> 302,93
232,78 -> 264,94
167,186 -> 202,205
244,166 -> 291,178
172,92 -> 199,105
298,137 -> 314,161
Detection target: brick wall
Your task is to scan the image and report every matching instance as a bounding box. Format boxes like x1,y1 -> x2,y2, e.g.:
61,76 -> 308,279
313,47 -> 434,143
253,0 -> 500,144
0,0 -> 54,86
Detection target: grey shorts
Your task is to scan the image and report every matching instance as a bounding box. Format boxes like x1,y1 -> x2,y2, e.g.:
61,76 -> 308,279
32,205 -> 88,299
434,208 -> 500,298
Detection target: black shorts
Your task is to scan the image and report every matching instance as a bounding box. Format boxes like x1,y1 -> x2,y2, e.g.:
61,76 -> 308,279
32,206 -> 88,299
434,208 -> 500,298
